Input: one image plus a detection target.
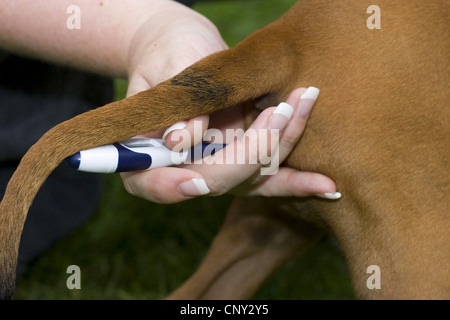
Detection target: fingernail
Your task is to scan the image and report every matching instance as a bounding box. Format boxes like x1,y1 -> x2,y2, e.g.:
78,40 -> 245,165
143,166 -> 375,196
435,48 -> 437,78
301,86 -> 320,100
267,102 -> 294,130
315,192 -> 342,200
297,87 -> 320,118
162,121 -> 188,143
178,178 -> 210,197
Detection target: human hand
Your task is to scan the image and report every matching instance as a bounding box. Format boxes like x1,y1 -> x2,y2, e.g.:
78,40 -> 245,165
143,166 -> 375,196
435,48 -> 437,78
124,1 -> 226,145
121,2 -> 339,203
126,2 -> 228,96
121,87 -> 340,203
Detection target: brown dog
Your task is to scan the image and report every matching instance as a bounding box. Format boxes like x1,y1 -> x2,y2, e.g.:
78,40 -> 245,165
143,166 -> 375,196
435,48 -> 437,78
0,0 -> 448,299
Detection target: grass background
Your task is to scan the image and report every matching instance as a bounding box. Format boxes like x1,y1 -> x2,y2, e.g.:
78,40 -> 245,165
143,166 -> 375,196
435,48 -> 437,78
15,0 -> 355,300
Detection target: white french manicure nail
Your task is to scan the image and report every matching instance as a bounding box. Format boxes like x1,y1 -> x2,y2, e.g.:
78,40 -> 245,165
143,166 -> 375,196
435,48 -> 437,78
268,102 -> 294,130
301,87 -> 320,100
274,102 -> 294,118
297,87 -> 319,118
162,121 -> 188,143
178,178 -> 211,197
315,192 -> 342,200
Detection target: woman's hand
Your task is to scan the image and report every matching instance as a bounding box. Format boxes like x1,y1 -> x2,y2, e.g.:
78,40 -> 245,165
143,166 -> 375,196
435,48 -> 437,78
120,2 -> 339,204
121,86 -> 340,203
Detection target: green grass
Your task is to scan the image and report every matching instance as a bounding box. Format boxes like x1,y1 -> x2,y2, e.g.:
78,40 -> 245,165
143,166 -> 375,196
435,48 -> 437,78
14,0 -> 355,300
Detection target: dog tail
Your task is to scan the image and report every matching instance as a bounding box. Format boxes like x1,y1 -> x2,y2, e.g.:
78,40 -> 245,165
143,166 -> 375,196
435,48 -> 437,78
0,13 -> 300,299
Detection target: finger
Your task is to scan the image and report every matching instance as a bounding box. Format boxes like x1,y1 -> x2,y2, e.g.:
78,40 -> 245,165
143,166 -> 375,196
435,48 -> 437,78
183,103 -> 293,195
278,87 -> 320,161
120,167 -> 210,204
163,115 -> 210,150
241,167 -> 339,198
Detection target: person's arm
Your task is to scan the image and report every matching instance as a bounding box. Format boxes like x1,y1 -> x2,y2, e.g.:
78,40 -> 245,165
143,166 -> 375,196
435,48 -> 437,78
0,0 -> 339,203
0,0 -> 216,78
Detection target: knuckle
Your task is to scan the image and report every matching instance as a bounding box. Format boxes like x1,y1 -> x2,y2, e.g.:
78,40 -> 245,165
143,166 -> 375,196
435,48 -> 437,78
205,176 -> 228,196
280,132 -> 300,150
243,132 -> 261,165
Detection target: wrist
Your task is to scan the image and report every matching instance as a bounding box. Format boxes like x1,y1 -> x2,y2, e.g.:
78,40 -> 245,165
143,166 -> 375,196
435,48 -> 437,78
127,3 -> 227,87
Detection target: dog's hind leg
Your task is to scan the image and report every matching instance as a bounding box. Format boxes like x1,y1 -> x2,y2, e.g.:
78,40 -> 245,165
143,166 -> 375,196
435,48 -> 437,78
166,196 -> 323,300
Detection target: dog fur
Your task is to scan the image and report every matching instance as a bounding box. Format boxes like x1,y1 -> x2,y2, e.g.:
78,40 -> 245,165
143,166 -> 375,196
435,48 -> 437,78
0,0 -> 449,299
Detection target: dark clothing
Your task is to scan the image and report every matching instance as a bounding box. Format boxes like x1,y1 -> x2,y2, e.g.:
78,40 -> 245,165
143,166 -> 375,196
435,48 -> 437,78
0,0 -> 196,276
179,0 -> 197,6
0,53 -> 113,276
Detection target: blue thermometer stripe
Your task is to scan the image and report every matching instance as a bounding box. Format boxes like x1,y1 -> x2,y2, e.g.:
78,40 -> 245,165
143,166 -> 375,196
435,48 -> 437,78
113,143 -> 152,172
190,143 -> 227,162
